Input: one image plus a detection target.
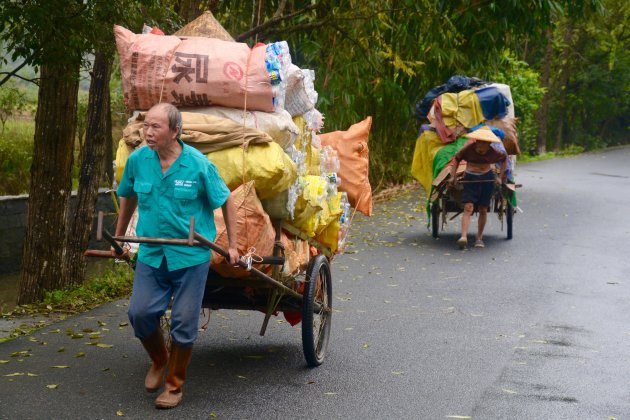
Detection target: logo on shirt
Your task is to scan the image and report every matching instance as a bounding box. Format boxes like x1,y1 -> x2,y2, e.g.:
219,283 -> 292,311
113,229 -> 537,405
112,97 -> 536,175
174,180 -> 196,187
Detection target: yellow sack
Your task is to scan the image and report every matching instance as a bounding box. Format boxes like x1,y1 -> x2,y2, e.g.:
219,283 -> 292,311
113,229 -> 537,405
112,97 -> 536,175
316,217 -> 340,253
410,130 -> 444,193
207,142 -> 297,200
115,138 -> 132,184
313,192 -> 343,252
316,192 -> 343,235
441,90 -> 485,129
293,115 -> 321,175
290,175 -> 326,237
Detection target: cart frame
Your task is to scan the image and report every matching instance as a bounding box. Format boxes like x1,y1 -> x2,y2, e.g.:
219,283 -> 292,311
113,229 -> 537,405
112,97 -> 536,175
429,181 -> 516,240
88,212 -> 333,367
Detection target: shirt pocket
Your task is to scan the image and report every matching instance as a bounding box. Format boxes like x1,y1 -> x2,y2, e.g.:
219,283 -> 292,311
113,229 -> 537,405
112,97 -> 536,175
173,187 -> 199,214
133,181 -> 153,209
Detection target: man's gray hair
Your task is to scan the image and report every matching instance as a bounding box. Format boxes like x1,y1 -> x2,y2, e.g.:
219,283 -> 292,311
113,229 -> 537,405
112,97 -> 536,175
152,103 -> 182,135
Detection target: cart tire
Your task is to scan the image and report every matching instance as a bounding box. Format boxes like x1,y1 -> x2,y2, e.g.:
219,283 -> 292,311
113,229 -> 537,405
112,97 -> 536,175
302,255 -> 332,367
431,202 -> 440,238
506,203 -> 513,240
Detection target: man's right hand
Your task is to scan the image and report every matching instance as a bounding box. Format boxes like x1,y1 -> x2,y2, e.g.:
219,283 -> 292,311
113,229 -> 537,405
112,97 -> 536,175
110,243 -> 129,259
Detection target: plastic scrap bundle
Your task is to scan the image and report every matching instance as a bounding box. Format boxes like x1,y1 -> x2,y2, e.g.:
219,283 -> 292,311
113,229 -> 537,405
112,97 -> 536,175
114,14 -> 373,287
411,76 -> 521,195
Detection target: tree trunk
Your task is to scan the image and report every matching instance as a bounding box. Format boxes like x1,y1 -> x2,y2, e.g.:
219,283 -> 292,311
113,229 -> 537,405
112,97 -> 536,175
535,28 -> 553,155
18,62 -> 79,304
178,0 -> 203,22
63,51 -> 112,287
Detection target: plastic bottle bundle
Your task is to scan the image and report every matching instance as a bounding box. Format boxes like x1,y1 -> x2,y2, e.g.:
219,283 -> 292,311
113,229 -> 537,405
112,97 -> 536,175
311,131 -> 322,149
320,146 -> 341,197
337,192 -> 352,252
287,144 -> 307,176
304,109 -> 325,132
265,41 -> 292,110
286,180 -> 304,219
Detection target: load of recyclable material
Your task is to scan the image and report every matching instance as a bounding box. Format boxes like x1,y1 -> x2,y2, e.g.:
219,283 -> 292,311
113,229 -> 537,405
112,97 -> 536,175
411,77 -> 522,195
114,16 -> 373,286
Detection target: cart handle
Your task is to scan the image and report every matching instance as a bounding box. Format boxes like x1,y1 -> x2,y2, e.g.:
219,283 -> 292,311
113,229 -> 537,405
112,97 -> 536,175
93,213 -> 302,303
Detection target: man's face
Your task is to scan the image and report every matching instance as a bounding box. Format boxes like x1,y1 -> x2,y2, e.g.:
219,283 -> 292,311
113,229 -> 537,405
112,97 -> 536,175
474,140 -> 490,154
143,108 -> 177,152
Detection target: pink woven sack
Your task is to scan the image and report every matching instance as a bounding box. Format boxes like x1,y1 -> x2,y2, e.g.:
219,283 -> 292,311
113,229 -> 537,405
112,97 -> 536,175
114,25 -> 273,112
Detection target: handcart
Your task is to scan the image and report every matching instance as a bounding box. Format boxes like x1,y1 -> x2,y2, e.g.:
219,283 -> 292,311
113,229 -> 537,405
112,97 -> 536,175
85,212 -> 333,367
428,168 -> 518,240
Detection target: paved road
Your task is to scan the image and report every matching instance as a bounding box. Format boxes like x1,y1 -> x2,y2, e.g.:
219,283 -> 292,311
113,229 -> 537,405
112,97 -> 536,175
1,147 -> 629,419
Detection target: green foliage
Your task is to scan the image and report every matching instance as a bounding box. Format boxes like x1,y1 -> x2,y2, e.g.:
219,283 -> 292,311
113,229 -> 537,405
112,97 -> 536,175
0,82 -> 27,132
41,263 -> 132,313
0,119 -> 34,195
75,92 -> 89,147
491,51 -> 546,154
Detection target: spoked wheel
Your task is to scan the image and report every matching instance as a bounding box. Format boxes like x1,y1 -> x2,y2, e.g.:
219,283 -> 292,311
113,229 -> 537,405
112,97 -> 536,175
302,255 -> 332,367
431,201 -> 440,238
506,202 -> 513,240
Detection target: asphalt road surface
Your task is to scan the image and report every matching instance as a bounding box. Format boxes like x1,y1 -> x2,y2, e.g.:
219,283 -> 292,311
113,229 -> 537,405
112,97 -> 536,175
1,147 -> 629,419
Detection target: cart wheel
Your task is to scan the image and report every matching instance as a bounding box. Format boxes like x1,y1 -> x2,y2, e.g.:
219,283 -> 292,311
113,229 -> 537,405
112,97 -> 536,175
506,203 -> 513,240
302,255 -> 332,367
431,202 -> 440,238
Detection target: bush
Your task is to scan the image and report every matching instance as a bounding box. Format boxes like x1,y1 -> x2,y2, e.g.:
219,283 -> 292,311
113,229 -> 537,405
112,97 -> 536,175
0,119 -> 35,195
491,51 -> 546,155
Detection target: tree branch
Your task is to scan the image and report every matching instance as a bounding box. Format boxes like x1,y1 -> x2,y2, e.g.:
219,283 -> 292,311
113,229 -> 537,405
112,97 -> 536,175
235,3 -> 319,42
0,60 -> 32,87
272,0 -> 288,19
0,72 -> 39,86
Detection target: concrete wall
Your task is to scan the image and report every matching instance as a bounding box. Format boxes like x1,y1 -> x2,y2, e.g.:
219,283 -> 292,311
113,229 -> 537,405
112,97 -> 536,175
0,190 -> 117,275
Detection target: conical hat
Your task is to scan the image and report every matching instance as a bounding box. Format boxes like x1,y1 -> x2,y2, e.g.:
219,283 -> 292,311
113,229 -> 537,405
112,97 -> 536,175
175,11 -> 234,42
464,126 -> 501,143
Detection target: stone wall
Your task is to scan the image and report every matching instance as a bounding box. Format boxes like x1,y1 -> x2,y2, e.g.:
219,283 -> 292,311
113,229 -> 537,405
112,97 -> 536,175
0,190 -> 118,275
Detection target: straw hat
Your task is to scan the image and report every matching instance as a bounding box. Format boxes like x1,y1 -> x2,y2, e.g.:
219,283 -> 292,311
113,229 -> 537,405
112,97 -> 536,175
175,11 -> 235,42
464,126 -> 501,143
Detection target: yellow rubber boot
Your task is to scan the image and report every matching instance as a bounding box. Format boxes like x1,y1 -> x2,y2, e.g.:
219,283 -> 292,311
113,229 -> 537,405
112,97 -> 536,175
155,344 -> 192,409
140,329 -> 168,393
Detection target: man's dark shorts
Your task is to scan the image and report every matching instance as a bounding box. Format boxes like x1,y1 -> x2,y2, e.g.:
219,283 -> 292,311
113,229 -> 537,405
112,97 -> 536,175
462,171 -> 495,207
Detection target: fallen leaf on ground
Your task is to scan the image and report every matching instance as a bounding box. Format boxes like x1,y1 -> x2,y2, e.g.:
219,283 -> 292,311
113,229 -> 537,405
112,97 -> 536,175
4,372 -> 24,377
96,343 -> 113,348
51,365 -> 70,369
75,352 -> 86,358
116,410 -> 124,416
46,384 -> 59,389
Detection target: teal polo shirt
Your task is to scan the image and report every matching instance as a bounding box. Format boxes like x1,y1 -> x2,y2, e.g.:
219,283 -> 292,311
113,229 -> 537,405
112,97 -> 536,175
117,139 -> 230,270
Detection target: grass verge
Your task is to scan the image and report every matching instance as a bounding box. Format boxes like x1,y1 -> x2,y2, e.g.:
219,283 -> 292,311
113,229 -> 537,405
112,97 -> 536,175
0,263 -> 133,343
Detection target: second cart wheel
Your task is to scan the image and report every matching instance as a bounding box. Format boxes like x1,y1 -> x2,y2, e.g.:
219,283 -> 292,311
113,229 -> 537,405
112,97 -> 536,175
431,202 -> 440,238
506,203 -> 513,240
302,255 -> 332,367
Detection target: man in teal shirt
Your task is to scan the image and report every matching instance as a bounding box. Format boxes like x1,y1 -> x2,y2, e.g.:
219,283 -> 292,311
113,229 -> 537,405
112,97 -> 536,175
114,103 -> 238,409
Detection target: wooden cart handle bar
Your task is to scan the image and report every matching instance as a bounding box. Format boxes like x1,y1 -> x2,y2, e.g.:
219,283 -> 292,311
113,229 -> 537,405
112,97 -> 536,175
95,212 -> 319,310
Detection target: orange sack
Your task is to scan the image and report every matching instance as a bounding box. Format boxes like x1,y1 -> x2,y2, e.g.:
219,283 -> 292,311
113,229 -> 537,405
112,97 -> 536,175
320,117 -> 373,216
114,25 -> 273,112
211,182 -> 276,278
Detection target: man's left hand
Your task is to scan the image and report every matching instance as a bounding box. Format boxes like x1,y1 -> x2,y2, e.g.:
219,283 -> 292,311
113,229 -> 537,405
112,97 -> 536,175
226,247 -> 239,266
